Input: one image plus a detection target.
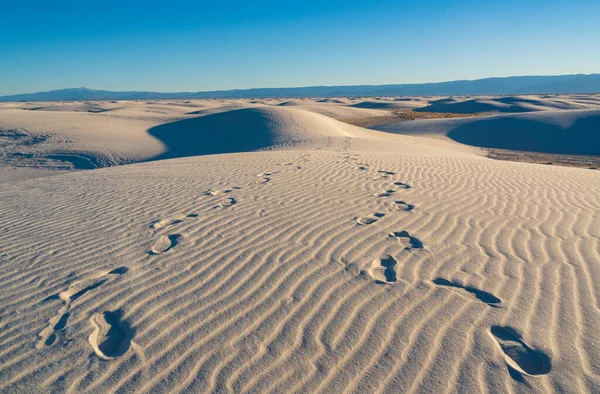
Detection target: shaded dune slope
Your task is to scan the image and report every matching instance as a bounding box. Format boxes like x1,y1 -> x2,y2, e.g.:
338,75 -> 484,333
416,96 -> 593,114
147,108 -> 284,159
147,107 -> 382,160
350,100 -> 427,110
373,110 -> 600,155
448,111 -> 600,155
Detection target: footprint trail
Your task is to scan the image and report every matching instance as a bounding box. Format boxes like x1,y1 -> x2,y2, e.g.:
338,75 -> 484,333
37,267 -> 128,349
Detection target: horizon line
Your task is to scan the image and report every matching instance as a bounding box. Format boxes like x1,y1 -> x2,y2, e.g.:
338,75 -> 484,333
3,72 -> 598,97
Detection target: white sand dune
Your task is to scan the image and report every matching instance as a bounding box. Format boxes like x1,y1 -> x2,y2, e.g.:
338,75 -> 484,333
146,106 -> 392,161
263,98 -> 395,120
373,109 -> 600,155
0,105 -> 179,182
316,98 -> 353,104
0,99 -> 599,393
349,99 -> 429,110
0,102 -> 404,183
416,95 -> 600,114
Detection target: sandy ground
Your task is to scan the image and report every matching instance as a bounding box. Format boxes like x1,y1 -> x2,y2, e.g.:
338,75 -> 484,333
0,96 -> 599,393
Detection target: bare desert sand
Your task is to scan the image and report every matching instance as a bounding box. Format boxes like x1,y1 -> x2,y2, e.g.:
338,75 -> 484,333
1,96 -> 599,393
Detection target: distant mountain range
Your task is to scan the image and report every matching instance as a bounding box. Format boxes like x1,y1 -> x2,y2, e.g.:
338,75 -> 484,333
1,74 -> 599,102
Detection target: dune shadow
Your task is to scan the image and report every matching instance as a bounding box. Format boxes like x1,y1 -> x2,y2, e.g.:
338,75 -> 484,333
147,108 -> 279,160
447,113 -> 600,155
350,101 -> 398,109
46,153 -> 103,170
416,98 -> 532,114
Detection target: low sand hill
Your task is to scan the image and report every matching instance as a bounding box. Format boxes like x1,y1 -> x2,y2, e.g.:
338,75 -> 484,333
374,109 -> 600,156
416,95 -> 600,114
0,98 -> 599,393
350,99 -> 429,110
0,107 -> 168,182
265,99 -> 396,121
0,102 -> 420,183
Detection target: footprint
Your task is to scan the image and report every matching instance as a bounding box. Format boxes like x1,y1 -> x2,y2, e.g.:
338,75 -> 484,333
38,312 -> 71,347
373,191 -> 393,197
369,255 -> 397,284
256,178 -> 270,184
357,166 -> 368,171
53,313 -> 70,331
395,201 -> 414,211
108,267 -> 129,275
378,170 -> 396,175
356,213 -> 385,225
394,181 -> 411,189
61,277 -> 108,303
357,216 -> 378,225
149,214 -> 196,231
37,268 -> 128,349
149,215 -> 187,231
219,197 -> 236,208
150,234 -> 181,254
204,189 -> 233,196
490,326 -> 551,377
389,231 -> 423,249
433,278 -> 501,306
256,172 -> 275,177
89,310 -> 132,360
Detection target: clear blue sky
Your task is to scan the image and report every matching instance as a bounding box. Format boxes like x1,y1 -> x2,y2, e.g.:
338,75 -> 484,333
1,0 -> 598,95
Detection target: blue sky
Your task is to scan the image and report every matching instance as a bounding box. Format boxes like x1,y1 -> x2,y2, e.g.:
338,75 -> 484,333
1,0 -> 598,95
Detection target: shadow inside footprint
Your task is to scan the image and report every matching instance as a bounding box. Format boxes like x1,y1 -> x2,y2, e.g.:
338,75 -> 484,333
89,310 -> 132,360
219,197 -> 236,208
357,213 -> 385,225
373,192 -> 392,197
42,294 -> 60,302
490,326 -> 551,377
149,215 -> 187,231
44,333 -> 57,346
150,234 -> 181,255
394,181 -> 411,189
357,216 -> 377,225
53,313 -> 70,331
395,201 -> 415,211
389,230 -> 423,249
433,278 -> 501,306
70,279 -> 107,301
204,189 -> 233,196
108,267 -> 129,275
370,255 -> 398,284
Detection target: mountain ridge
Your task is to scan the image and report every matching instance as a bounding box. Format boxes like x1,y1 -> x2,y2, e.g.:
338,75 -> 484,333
1,74 -> 599,102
